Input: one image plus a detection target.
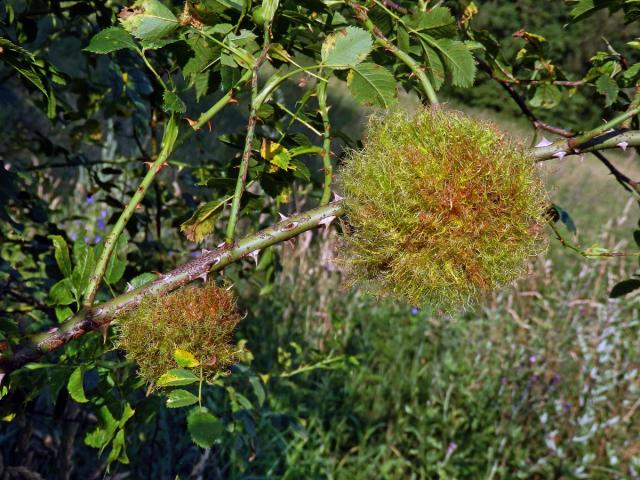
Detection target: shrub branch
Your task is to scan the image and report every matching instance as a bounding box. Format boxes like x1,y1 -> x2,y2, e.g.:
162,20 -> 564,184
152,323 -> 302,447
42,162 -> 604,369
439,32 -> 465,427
1,201 -> 345,375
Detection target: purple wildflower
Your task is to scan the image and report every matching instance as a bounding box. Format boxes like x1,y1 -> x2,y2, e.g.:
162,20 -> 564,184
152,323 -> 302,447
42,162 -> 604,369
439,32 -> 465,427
94,236 -> 101,244
411,307 -> 420,315
529,355 -> 536,365
97,218 -> 105,230
100,209 -> 107,218
447,442 -> 457,456
86,195 -> 94,204
70,232 -> 77,241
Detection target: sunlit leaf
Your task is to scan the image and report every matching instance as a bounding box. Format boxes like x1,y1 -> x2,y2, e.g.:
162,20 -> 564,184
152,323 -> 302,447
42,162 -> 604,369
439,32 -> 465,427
85,27 -> 137,54
174,349 -> 200,368
321,26 -> 373,69
68,367 -> 89,403
157,368 -> 199,387
166,389 -> 199,408
347,63 -> 397,108
48,235 -> 72,277
119,0 -> 179,41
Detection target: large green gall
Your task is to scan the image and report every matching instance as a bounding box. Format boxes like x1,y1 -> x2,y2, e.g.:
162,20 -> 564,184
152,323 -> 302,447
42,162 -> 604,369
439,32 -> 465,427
338,108 -> 548,311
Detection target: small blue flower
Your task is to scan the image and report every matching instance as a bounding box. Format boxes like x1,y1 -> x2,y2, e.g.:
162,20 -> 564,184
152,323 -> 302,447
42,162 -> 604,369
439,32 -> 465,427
70,232 -> 77,241
529,355 -> 536,365
100,209 -> 107,218
97,218 -> 105,230
563,402 -> 572,411
86,195 -> 94,204
94,235 -> 102,244
411,307 -> 420,315
84,236 -> 90,243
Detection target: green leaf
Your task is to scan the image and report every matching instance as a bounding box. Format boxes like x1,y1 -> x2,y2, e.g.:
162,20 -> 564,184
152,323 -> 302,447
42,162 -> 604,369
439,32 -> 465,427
404,7 -> 456,37
569,0 -> 619,23
71,239 -> 95,298
157,368 -> 199,387
553,205 -> 577,233
420,40 -> 446,91
163,91 -> 186,113
347,63 -> 397,108
119,0 -> 179,41
595,75 -> 619,107
48,235 -> 72,277
610,278 -> 640,298
128,272 -> 159,289
85,406 -> 118,451
48,279 -> 75,306
530,83 -> 562,109
424,37 -> 476,88
68,367 -> 89,403
105,234 -> 127,285
174,349 -> 200,368
260,0 -> 280,25
84,27 -> 137,54
187,407 -> 224,448
55,306 -> 73,322
179,199 -> 226,243
166,389 -> 199,408
249,376 -> 265,407
260,140 -> 295,172
321,26 -> 373,69
106,429 -> 130,466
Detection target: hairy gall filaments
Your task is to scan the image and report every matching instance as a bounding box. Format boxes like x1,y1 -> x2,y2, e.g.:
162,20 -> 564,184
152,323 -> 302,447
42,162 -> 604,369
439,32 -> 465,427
338,108 -> 548,311
115,282 -> 241,384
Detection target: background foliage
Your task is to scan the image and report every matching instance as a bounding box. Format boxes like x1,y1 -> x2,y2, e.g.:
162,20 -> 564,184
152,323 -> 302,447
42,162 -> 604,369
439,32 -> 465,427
2,0 -> 640,478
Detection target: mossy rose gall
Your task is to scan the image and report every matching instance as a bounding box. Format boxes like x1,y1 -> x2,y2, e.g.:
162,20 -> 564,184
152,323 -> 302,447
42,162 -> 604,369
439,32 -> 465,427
115,282 -> 241,385
338,107 -> 548,311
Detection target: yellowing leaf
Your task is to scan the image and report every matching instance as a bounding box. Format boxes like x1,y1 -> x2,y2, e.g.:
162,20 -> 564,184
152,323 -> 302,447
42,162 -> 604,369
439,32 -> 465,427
174,348 -> 200,368
180,199 -> 226,243
260,140 -> 296,173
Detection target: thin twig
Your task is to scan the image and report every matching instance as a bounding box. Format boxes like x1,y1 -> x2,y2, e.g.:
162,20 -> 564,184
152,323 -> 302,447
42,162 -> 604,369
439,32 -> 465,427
225,39 -> 271,243
317,80 -> 333,205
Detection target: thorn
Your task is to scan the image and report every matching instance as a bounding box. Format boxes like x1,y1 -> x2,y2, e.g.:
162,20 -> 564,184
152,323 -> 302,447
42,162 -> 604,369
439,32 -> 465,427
286,238 -> 296,248
100,324 -> 109,343
535,137 -> 553,148
197,271 -> 208,282
0,373 -> 4,386
144,161 -> 153,169
333,192 -> 344,202
248,250 -> 260,266
617,141 -> 629,151
319,215 -> 336,228
218,241 -> 226,248
156,161 -> 169,173
279,212 -> 288,221
125,282 -> 134,292
552,150 -> 567,159
207,120 -> 212,132
228,97 -> 239,105
185,117 -> 199,129
201,249 -> 212,255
